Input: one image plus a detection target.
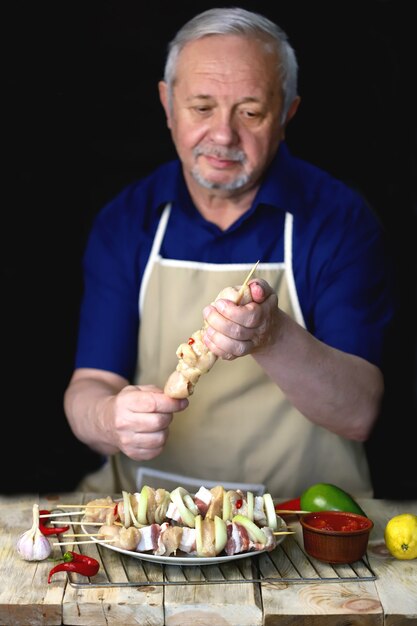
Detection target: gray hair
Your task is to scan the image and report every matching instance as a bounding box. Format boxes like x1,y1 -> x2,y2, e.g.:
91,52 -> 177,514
163,7 -> 298,123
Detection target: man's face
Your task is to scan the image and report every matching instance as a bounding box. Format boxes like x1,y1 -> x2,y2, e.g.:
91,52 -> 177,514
159,35 -> 287,196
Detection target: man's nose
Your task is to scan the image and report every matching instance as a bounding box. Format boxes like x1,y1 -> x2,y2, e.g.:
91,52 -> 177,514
208,111 -> 238,145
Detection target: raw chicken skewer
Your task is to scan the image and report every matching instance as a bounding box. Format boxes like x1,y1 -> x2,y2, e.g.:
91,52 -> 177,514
164,261 -> 259,398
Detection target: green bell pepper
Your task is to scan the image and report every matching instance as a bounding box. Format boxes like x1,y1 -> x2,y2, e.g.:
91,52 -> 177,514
300,482 -> 367,517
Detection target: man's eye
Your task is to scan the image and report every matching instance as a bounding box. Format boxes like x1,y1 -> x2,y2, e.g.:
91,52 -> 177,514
192,106 -> 212,115
242,110 -> 260,119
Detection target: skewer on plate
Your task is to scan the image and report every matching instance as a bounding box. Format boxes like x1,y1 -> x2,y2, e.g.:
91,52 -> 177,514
39,511 -> 86,518
52,539 -> 117,546
50,520 -> 122,526
64,532 -> 104,536
46,504 -> 115,508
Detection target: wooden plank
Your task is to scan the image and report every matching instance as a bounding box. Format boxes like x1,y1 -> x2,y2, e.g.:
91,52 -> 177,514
262,579 -> 382,626
47,493 -> 165,626
163,556 -> 263,626
262,509 -> 382,626
61,583 -> 164,626
366,499 -> 417,626
164,579 -> 263,626
0,495 -> 64,626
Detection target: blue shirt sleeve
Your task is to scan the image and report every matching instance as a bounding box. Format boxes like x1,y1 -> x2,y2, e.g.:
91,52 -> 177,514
75,187 -> 146,380
294,182 -> 395,367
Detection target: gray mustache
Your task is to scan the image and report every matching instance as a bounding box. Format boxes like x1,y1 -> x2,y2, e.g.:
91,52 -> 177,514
193,146 -> 246,163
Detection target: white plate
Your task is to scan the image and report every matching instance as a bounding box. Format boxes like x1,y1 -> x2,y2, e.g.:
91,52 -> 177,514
81,522 -> 287,566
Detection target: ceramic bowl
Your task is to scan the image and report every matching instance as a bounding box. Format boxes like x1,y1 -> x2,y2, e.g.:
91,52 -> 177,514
300,510 -> 374,563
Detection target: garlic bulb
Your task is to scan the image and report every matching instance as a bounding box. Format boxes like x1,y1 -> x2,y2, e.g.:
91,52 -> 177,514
16,503 -> 52,561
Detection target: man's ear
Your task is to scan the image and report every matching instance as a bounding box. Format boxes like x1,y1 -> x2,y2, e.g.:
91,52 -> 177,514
285,96 -> 301,125
285,96 -> 301,126
281,96 -> 301,139
159,81 -> 172,129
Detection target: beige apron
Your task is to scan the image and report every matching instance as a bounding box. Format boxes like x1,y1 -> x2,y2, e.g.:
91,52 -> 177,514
79,204 -> 372,498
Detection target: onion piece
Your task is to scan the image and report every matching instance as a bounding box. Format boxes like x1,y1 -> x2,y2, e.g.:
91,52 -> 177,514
183,494 -> 199,516
232,514 -> 267,544
263,493 -> 278,530
137,486 -> 150,525
246,492 -> 254,521
222,491 -> 232,521
122,491 -> 131,528
170,487 -> 196,528
214,515 -> 227,554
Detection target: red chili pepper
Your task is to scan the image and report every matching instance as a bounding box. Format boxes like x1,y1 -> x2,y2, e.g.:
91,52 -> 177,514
235,499 -> 243,509
63,550 -> 100,568
48,551 -> 100,583
188,337 -> 195,345
39,510 -> 69,536
274,497 -> 301,511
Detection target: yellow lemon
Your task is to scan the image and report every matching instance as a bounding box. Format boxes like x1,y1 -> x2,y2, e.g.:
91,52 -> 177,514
384,513 -> 417,560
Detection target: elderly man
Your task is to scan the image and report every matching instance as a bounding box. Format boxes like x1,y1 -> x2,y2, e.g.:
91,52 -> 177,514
64,8 -> 394,498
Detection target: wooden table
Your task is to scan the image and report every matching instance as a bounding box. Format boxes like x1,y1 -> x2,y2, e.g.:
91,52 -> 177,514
0,494 -> 416,626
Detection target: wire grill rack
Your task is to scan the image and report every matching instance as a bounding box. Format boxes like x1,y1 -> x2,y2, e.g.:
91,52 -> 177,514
65,533 -> 377,588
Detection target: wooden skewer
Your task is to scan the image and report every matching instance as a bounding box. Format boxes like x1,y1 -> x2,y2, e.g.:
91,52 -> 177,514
64,532 -> 104,537
47,504 -> 115,509
53,539 -> 118,546
51,520 -> 123,527
236,260 -> 260,303
39,511 -> 86,518
50,520 -> 98,526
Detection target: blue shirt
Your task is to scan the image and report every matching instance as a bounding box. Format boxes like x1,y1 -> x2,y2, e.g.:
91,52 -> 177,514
76,142 -> 395,380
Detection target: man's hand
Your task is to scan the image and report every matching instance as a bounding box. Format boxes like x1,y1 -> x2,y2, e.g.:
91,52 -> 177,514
202,279 -> 279,360
108,384 -> 188,461
64,370 -> 188,459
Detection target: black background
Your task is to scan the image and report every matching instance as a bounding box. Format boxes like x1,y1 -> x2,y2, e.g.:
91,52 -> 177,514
4,1 -> 416,498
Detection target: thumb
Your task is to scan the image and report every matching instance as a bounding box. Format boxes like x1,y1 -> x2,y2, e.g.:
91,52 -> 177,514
249,279 -> 271,303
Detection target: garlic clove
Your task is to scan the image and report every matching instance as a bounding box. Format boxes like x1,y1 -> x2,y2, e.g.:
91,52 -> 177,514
16,503 -> 52,561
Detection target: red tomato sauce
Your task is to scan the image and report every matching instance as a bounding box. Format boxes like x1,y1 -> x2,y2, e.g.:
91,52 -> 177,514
306,513 -> 369,532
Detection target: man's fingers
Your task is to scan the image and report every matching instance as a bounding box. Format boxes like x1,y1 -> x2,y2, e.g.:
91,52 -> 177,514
129,387 -> 189,413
